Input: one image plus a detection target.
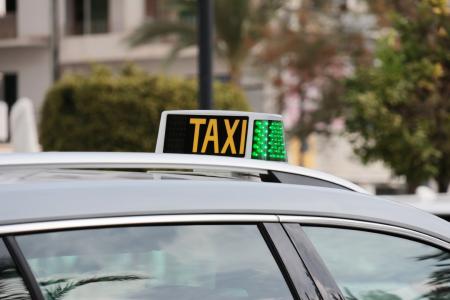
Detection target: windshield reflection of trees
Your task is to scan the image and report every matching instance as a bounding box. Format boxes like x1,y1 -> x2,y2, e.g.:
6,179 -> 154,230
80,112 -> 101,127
0,259 -> 30,300
342,250 -> 450,300
1,261 -> 147,300
39,274 -> 148,300
419,251 -> 450,300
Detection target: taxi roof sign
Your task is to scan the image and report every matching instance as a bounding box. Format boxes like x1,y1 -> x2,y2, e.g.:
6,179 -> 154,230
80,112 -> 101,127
156,110 -> 287,162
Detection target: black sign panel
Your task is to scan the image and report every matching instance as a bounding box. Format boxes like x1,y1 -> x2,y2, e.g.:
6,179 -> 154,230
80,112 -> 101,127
163,114 -> 248,157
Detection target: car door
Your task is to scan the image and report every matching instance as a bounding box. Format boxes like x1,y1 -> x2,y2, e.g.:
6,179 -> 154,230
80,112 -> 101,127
282,218 -> 450,300
0,218 -> 321,300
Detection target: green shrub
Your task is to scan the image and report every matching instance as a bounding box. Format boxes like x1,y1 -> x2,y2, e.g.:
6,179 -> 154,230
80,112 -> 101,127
40,65 -> 249,151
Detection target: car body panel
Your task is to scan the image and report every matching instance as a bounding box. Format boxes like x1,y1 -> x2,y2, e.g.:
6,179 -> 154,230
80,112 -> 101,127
1,179 -> 449,243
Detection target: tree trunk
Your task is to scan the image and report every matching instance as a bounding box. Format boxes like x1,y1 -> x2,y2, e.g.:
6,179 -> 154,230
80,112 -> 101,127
437,178 -> 449,193
298,88 -> 306,166
228,63 -> 241,86
407,182 -> 419,194
436,156 -> 450,193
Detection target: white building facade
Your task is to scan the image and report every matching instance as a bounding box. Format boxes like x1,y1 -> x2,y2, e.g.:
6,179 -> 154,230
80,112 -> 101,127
0,0 -> 52,118
0,0 -> 239,120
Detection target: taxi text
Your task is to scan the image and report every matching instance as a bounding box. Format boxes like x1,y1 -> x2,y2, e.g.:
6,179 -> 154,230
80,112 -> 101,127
189,117 -> 247,155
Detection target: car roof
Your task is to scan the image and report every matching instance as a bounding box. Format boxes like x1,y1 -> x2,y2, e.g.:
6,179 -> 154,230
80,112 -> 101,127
1,178 -> 449,243
0,168 -> 241,183
383,194 -> 450,216
0,152 -> 368,193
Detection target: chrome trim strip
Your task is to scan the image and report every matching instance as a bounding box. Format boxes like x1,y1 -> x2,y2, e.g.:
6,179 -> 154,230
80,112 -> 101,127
1,214 -> 447,250
279,215 -> 450,249
0,214 -> 279,235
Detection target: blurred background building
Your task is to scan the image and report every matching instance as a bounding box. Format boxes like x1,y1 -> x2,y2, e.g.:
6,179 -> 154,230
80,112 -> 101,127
0,1 -> 204,112
0,0 -> 265,114
2,0 -> 442,194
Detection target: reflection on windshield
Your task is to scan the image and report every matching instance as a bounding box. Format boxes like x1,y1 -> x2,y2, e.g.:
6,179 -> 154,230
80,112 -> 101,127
39,274 -> 148,300
17,225 -> 293,300
0,241 -> 31,300
418,251 -> 450,300
303,227 -> 450,300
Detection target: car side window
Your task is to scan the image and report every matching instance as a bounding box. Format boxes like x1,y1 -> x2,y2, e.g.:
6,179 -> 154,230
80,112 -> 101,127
0,239 -> 31,300
303,226 -> 450,300
16,225 -> 293,300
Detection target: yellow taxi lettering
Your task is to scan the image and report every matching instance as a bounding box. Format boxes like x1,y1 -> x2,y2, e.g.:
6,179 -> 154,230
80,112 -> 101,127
239,119 -> 247,154
190,118 -> 206,152
221,119 -> 239,154
201,119 -> 219,153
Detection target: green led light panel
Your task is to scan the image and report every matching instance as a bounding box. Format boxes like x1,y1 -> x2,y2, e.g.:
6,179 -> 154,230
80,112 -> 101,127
252,120 -> 287,161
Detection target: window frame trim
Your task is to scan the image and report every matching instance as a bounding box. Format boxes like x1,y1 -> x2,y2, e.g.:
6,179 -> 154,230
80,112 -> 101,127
261,223 -> 321,300
0,214 -> 278,235
0,214 -> 447,300
0,214 -> 446,249
5,220 -> 301,300
283,223 -> 344,300
285,218 -> 450,300
280,215 -> 450,250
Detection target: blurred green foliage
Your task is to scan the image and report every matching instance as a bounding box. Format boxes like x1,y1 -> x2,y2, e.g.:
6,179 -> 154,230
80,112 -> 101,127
39,65 -> 249,152
345,0 -> 450,192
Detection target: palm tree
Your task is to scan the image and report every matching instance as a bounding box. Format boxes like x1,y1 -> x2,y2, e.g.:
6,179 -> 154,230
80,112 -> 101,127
40,274 -> 148,300
127,0 -> 282,85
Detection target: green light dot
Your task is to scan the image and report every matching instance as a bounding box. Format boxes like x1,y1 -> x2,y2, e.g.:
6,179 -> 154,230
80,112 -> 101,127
252,119 -> 286,162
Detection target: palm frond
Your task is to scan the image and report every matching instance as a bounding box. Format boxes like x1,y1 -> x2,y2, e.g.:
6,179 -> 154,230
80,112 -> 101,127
163,37 -> 196,68
0,267 -> 21,280
344,287 -> 359,300
214,0 -> 282,83
44,274 -> 149,300
422,285 -> 450,300
0,277 -> 31,300
417,250 -> 450,286
39,278 -> 69,287
165,0 -> 196,15
127,0 -> 281,83
127,21 -> 196,47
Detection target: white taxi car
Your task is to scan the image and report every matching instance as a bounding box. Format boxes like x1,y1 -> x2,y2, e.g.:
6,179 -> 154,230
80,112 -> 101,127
0,111 -> 449,300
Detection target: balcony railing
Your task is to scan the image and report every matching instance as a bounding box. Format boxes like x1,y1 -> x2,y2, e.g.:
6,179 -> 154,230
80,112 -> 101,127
0,14 -> 17,39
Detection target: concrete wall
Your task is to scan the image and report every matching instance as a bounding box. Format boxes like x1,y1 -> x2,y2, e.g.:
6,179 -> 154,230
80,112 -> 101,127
109,0 -> 125,32
123,0 -> 145,31
17,0 -> 50,37
0,47 -> 51,119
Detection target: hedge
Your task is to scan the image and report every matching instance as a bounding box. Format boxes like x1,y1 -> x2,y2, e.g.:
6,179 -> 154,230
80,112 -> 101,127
39,65 -> 249,152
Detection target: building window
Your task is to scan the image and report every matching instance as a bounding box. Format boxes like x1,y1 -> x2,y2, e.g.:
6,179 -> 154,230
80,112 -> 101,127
0,72 -> 18,111
0,0 -> 17,39
67,0 -> 109,35
0,0 -> 16,16
0,72 -> 18,141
